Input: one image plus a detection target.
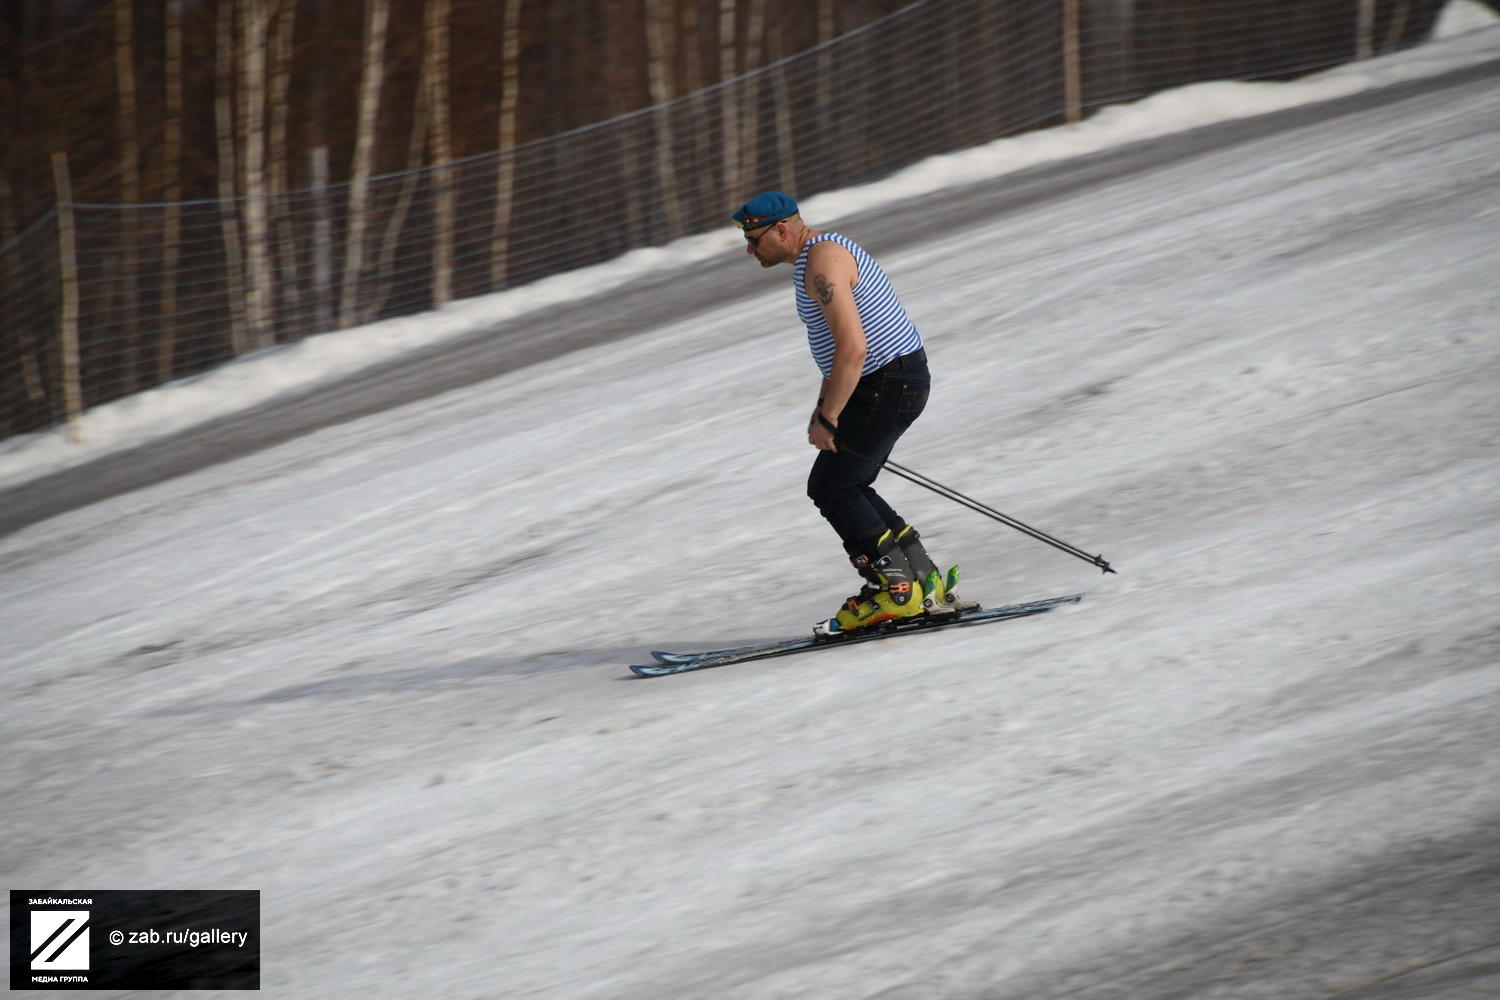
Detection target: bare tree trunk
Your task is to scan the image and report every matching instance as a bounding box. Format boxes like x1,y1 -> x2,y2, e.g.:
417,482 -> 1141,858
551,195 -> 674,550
604,0 -> 645,234
267,2 -> 294,198
1356,0 -> 1375,60
490,0 -> 523,289
426,0 -> 455,306
1062,0 -> 1083,124
766,10 -> 796,194
157,0 -> 184,380
268,0 -> 299,335
815,0 -> 836,171
340,0 -> 390,328
239,0 -> 275,351
644,0 -> 683,236
743,0 -> 766,73
680,0 -> 701,93
1118,0 -> 1137,97
740,0 -> 767,187
816,1 -> 837,52
679,0 -> 710,211
741,0 -> 768,189
365,66 -> 430,320
215,0 -> 249,354
306,2 -> 333,331
1383,0 -> 1412,53
52,152 -> 84,443
311,146 -> 334,331
718,0 -> 740,199
114,0 -> 142,388
111,1 -> 137,196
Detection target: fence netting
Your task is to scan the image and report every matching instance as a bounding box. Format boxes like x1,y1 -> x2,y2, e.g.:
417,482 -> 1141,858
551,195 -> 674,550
0,0 -> 1455,441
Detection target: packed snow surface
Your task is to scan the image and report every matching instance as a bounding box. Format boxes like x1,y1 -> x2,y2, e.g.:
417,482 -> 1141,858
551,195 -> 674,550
3,8 -> 1498,998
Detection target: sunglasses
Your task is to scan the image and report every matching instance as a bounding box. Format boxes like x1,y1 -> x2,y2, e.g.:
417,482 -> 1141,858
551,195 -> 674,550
740,216 -> 789,248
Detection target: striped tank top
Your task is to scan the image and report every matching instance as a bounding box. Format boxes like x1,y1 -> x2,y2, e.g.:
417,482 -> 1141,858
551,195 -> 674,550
793,233 -> 923,378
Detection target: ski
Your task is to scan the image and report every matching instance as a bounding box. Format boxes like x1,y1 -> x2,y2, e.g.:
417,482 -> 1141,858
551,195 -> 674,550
630,593 -> 1083,677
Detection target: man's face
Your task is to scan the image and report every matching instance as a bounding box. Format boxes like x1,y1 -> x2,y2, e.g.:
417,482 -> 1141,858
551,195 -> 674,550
743,220 -> 785,268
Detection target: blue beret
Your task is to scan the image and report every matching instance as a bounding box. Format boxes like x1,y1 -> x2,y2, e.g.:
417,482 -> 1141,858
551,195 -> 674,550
732,191 -> 799,230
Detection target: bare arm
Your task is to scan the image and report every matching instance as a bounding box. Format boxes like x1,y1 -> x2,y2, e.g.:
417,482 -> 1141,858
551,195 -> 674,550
806,242 -> 865,451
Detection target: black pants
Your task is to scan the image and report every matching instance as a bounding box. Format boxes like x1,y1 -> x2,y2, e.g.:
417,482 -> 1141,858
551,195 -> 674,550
807,349 -> 930,555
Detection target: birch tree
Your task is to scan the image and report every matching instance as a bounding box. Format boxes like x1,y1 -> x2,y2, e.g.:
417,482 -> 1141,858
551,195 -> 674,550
680,0 -> 702,93
1063,0 -> 1083,124
114,0 -> 142,386
766,7 -> 796,194
215,0 -> 248,353
239,0 -> 275,350
740,0 -> 767,189
1384,1 -> 1413,52
490,0 -> 523,290
157,0 -> 184,379
644,0 -> 683,236
679,0 -> 709,208
815,0 -> 836,172
606,0 -> 645,232
340,0 -> 390,328
718,0 -> 740,199
426,0 -> 455,305
113,0 -> 139,232
268,1 -> 300,327
367,16 -> 435,320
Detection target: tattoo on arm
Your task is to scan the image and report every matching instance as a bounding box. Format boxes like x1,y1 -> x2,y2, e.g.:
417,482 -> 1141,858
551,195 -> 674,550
813,273 -> 835,306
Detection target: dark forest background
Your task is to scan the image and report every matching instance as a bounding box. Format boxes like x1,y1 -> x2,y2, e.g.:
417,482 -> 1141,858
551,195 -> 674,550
0,0 -> 1478,440
1,0 -> 921,234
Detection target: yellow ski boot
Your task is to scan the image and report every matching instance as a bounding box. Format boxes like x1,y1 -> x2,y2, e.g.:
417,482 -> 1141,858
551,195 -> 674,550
897,524 -> 981,616
817,529 -> 928,636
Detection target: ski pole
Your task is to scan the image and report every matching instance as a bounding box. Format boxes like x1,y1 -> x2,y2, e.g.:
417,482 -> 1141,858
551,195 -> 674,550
816,417 -> 1116,573
879,458 -> 1115,574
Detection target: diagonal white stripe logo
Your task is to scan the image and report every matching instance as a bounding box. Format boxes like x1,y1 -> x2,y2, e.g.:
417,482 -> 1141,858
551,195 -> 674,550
31,911 -> 90,970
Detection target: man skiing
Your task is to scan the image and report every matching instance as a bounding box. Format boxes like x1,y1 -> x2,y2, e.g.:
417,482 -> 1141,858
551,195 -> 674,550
732,190 -> 975,635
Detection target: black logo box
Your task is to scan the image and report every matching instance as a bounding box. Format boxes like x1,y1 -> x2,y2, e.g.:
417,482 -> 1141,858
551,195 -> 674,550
11,890 -> 260,991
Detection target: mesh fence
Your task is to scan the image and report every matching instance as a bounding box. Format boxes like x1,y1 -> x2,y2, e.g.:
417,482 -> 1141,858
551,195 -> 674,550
0,0 -> 1453,441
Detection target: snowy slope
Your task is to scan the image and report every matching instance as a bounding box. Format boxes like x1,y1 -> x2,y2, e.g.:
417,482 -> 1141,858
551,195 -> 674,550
4,12 -> 1500,1000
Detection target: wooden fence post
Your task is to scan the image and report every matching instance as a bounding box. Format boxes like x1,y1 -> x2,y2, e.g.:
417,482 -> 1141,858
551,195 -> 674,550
50,152 -> 84,443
